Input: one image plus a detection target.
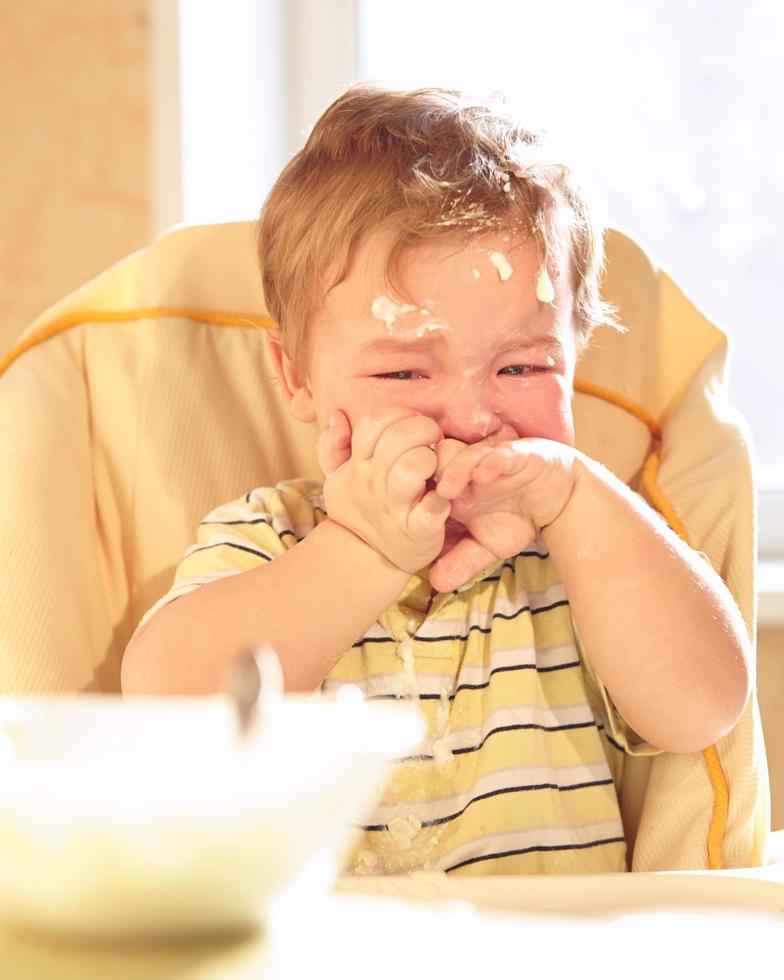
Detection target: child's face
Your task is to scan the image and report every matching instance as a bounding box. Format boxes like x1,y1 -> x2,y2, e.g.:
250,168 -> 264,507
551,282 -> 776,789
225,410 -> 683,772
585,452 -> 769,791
277,222 -> 578,448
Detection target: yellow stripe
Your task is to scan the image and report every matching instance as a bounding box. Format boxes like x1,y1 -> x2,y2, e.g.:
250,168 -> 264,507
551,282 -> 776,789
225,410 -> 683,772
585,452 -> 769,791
3,306 -> 731,868
0,307 -> 275,377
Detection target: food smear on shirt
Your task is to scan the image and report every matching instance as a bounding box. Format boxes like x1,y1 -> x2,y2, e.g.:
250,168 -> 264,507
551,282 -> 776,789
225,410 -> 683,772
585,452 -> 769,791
396,636 -> 419,700
387,814 -> 422,848
488,251 -> 513,282
431,687 -> 453,767
355,848 -> 379,871
535,265 -> 555,303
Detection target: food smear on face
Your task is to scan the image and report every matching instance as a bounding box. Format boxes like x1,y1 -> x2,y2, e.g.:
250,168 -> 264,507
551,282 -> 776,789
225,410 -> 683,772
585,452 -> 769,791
535,266 -> 555,303
488,251 -> 513,282
371,295 -> 418,333
412,319 -> 450,339
472,268 -> 481,279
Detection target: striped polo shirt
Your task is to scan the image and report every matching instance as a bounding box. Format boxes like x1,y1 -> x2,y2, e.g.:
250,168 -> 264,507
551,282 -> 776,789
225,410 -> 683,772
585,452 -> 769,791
142,479 -> 657,876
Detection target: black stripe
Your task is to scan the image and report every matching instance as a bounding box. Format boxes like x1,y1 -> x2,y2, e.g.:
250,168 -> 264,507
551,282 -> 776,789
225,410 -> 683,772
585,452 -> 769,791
395,720 -> 597,763
449,659 -> 581,692
362,659 -> 582,702
445,549 -> 551,594
479,548 -> 551,575
352,598 -> 570,648
199,519 -> 298,541
357,778 -> 615,832
200,517 -> 272,526
597,722 -> 628,755
186,542 -> 274,561
444,836 -> 627,873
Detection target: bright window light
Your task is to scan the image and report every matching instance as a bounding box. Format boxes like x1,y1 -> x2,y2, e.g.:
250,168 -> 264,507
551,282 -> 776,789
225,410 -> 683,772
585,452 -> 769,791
357,0 -> 784,481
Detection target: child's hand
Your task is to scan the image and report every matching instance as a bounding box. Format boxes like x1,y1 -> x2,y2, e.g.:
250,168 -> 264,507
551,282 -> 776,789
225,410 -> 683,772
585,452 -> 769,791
317,408 -> 452,574
429,438 -> 578,592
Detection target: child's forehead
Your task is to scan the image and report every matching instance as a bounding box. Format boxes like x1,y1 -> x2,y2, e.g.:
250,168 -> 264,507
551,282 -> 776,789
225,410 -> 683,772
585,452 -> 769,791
309,221 -> 576,364
330,223 -> 545,311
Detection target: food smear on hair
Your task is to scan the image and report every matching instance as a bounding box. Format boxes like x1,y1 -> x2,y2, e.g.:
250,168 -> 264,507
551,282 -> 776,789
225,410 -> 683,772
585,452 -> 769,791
439,201 -> 496,229
488,251 -> 513,282
370,295 -> 418,333
535,266 -> 555,303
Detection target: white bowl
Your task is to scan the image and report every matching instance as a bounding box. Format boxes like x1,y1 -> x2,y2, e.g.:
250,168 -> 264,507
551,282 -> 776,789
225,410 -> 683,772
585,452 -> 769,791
0,692 -> 423,938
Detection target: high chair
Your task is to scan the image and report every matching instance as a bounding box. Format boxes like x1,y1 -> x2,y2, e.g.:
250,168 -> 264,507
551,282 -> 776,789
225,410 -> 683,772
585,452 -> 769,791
0,220 -> 775,873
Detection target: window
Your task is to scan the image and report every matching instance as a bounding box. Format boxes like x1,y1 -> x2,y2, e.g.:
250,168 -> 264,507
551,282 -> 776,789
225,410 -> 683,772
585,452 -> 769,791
357,0 -> 784,518
164,0 -> 782,565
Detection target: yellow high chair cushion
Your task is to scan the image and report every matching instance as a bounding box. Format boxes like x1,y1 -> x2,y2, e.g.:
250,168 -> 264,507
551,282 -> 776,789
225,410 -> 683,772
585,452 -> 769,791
0,221 -> 770,872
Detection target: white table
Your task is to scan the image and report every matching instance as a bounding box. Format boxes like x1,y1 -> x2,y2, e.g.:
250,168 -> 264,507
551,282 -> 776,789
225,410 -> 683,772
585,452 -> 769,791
2,865 -> 783,979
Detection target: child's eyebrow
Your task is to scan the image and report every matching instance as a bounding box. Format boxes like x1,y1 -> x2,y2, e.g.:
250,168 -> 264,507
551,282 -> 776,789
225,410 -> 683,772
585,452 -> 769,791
357,335 -> 446,357
357,329 -> 563,358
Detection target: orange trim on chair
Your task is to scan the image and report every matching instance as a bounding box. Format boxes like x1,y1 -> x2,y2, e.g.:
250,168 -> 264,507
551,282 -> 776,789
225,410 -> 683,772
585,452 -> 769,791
0,308 -> 276,378
2,308 -> 731,869
576,381 -> 729,871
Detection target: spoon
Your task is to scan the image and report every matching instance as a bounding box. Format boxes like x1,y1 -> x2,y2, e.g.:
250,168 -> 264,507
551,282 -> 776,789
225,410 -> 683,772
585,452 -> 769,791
225,644 -> 284,736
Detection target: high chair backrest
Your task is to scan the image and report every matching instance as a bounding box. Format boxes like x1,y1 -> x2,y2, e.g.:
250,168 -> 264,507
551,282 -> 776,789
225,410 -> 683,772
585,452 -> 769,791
0,220 -> 769,872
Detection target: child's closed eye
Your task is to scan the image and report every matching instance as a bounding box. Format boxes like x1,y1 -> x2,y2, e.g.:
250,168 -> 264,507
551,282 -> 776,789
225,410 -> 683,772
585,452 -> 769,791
373,370 -> 426,380
498,364 -> 549,376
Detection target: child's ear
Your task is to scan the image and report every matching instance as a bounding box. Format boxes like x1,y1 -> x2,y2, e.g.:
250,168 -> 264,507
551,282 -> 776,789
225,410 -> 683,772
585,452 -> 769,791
266,330 -> 317,422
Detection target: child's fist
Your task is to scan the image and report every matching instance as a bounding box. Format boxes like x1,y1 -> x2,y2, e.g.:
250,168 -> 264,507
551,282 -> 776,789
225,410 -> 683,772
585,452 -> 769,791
321,408 -> 452,573
430,438 -> 577,592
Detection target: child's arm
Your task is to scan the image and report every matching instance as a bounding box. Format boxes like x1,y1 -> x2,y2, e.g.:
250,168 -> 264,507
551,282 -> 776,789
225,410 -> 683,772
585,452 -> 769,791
122,409 -> 450,695
432,439 -> 752,754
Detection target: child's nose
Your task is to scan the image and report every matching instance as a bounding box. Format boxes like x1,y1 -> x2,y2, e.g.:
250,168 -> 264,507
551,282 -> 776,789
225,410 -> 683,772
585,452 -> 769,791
437,400 -> 503,444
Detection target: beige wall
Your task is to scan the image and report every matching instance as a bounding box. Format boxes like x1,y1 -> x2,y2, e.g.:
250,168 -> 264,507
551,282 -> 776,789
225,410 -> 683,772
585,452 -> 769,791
758,625 -> 784,831
0,1 -> 150,355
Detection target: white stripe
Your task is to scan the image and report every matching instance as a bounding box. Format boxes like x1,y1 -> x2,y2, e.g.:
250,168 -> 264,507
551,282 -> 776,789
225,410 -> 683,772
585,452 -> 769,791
367,761 -> 615,825
322,642 -> 581,698
416,581 -> 569,639
398,702 -> 598,760
434,818 -> 626,870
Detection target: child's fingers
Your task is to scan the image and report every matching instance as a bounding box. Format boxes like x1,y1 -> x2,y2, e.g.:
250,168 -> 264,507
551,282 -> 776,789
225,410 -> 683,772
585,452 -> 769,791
428,535 -> 498,592
373,414 -> 443,474
316,410 -> 353,476
470,442 -> 530,485
433,438 -> 467,477
436,442 -> 495,499
387,445 -> 438,508
408,488 -> 451,538
351,408 -> 427,461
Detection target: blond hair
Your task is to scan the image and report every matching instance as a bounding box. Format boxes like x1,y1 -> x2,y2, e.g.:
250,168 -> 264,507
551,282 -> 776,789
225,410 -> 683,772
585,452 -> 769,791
257,84 -> 620,367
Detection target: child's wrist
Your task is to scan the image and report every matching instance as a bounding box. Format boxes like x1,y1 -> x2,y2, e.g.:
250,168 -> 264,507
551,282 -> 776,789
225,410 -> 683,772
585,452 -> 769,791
317,518 -> 412,583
